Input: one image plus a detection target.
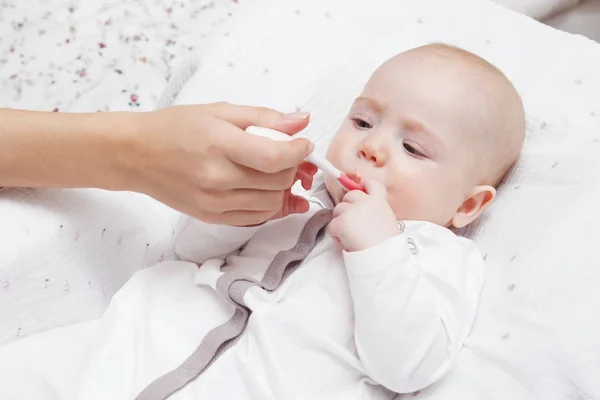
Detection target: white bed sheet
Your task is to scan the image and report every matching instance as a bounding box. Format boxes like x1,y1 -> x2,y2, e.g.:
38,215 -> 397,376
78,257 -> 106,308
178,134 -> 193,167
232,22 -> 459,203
169,0 -> 600,398
0,0 -> 236,345
2,0 -> 600,397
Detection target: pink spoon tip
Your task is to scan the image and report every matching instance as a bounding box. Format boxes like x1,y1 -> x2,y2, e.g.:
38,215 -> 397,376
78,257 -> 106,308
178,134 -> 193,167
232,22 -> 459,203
338,175 -> 365,192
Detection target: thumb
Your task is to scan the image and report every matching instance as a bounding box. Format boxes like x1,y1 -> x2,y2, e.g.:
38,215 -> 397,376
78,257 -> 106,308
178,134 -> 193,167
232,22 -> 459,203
206,102 -> 310,135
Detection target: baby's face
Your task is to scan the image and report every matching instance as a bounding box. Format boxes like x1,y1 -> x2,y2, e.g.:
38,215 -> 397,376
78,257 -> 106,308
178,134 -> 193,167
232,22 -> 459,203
325,53 -> 484,226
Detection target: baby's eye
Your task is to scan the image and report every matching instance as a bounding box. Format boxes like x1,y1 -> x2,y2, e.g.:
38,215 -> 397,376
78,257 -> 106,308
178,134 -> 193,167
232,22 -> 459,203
403,143 -> 425,158
352,118 -> 373,129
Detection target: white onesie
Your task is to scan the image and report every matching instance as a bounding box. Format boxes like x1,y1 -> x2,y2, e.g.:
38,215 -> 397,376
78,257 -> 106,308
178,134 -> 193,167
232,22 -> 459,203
0,185 -> 484,399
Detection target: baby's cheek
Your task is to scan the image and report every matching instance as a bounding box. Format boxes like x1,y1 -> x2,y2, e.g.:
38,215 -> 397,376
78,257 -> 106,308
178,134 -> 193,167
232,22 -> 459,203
325,138 -> 345,166
385,184 -> 426,221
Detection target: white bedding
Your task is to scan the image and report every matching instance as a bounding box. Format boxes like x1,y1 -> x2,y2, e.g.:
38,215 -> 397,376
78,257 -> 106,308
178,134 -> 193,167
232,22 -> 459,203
0,0 -> 237,112
493,0 -> 580,19
1,0 -> 600,398
169,0 -> 600,398
0,0 -> 235,345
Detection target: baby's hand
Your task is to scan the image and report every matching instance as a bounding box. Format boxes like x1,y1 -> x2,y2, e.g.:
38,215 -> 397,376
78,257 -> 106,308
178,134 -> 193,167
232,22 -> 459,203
328,180 -> 399,252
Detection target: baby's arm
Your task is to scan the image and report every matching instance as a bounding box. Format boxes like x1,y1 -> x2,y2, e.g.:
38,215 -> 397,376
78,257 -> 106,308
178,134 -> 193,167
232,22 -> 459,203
342,224 -> 484,394
174,215 -> 261,263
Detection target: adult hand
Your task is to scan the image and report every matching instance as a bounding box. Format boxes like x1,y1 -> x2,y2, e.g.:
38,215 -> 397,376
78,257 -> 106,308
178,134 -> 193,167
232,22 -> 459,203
128,103 -> 318,226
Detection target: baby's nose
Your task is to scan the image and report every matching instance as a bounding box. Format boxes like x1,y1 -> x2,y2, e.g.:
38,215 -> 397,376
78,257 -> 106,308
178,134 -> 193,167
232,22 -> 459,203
358,141 -> 387,167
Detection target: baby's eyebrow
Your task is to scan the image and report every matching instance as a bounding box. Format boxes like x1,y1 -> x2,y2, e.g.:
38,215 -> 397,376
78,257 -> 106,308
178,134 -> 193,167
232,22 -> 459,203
403,119 -> 428,134
353,96 -> 387,113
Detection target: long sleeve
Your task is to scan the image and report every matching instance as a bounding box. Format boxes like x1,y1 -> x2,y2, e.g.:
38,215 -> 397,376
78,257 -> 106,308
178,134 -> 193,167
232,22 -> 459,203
174,214 -> 261,264
343,221 -> 485,394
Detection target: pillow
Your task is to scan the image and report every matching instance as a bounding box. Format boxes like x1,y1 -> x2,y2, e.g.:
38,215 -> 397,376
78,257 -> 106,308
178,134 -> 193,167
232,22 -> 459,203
492,0 -> 580,19
170,0 -> 600,398
545,1 -> 600,42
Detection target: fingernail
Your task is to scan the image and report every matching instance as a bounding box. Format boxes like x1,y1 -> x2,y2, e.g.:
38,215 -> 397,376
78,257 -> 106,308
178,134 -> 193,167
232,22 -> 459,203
306,141 -> 315,155
283,111 -> 310,120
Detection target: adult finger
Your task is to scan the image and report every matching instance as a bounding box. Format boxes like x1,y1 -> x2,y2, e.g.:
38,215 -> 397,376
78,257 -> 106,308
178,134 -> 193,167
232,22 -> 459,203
206,102 -> 310,134
295,171 -> 313,190
289,194 -> 310,214
272,188 -> 294,220
201,188 -> 285,213
224,130 -> 313,173
264,190 -> 310,221
298,161 -> 318,177
294,162 -> 318,190
218,210 -> 278,227
215,163 -> 297,190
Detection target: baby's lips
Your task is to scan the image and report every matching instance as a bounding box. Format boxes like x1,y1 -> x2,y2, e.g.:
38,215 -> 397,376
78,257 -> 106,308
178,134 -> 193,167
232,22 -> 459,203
346,173 -> 362,184
339,173 -> 366,192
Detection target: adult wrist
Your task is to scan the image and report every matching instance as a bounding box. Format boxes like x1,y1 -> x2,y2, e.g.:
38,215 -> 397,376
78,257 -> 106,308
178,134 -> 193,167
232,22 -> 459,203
0,109 -> 144,191
80,111 -> 147,192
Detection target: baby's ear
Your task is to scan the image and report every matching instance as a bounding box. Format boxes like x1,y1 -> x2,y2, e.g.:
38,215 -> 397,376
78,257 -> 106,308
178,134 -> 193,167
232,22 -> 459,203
451,185 -> 496,228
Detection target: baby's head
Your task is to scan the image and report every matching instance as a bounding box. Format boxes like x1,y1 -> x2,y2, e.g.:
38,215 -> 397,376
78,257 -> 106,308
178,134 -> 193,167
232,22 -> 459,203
325,43 -> 525,228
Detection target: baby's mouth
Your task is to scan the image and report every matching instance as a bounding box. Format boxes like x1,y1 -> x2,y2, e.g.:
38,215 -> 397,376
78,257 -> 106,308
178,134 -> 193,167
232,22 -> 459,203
346,173 -> 362,184
338,173 -> 364,193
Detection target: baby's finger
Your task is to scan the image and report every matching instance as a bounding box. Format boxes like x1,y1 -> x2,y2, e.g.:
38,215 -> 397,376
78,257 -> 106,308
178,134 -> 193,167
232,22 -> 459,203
364,179 -> 387,198
342,190 -> 368,204
332,202 -> 352,218
328,217 -> 350,249
327,218 -> 341,241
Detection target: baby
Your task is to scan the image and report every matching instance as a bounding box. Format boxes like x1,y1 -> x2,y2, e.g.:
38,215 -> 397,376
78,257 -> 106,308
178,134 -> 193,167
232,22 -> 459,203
0,44 -> 525,400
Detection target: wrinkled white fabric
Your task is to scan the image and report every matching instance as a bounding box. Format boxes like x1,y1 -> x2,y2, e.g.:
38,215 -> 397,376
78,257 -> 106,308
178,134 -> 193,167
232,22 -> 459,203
0,189 -> 484,399
0,189 -> 178,346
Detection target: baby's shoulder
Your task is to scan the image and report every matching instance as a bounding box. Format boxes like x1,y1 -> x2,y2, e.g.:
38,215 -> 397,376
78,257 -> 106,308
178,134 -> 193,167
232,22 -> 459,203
401,220 -> 482,258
